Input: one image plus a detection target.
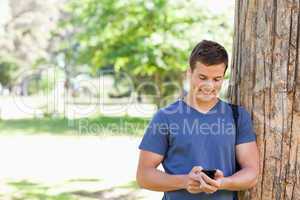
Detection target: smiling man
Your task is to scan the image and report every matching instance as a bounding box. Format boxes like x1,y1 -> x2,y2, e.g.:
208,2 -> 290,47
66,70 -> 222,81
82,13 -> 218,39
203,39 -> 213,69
136,40 -> 259,200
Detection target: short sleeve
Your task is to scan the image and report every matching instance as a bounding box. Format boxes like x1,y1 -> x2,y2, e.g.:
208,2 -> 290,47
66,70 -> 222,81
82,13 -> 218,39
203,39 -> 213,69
138,110 -> 169,156
236,107 -> 257,145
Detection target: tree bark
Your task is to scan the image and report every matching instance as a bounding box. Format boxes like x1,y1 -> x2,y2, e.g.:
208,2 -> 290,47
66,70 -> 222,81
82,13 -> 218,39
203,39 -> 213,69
228,0 -> 300,199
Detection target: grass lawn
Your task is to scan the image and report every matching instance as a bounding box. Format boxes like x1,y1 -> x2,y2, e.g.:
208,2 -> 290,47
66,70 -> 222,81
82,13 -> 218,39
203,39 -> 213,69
0,115 -> 164,200
3,179 -> 143,200
0,116 -> 149,136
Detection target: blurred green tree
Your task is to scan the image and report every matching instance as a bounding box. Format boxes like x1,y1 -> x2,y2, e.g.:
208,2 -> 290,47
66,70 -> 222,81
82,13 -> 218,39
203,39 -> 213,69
0,57 -> 18,88
60,0 -> 233,107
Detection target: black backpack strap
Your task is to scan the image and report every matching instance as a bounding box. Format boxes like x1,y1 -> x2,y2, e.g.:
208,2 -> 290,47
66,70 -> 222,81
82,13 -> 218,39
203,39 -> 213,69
229,103 -> 239,131
229,103 -> 241,173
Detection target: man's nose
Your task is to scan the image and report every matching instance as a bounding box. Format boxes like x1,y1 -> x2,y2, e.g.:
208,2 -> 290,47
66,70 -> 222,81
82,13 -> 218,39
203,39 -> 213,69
201,80 -> 214,88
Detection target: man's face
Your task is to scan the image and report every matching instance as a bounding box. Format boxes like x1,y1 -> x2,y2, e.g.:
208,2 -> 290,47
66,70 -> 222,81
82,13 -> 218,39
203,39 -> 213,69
188,61 -> 226,102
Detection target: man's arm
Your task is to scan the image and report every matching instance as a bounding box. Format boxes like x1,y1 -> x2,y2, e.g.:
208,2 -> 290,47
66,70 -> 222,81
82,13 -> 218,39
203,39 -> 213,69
136,150 -> 188,192
219,141 -> 259,191
136,150 -> 220,193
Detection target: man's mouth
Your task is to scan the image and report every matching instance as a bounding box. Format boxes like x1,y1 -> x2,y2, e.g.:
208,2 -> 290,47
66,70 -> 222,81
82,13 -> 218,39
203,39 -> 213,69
198,89 -> 214,95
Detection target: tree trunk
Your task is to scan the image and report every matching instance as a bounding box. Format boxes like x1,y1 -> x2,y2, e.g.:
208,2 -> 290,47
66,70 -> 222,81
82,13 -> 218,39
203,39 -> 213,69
228,0 -> 300,199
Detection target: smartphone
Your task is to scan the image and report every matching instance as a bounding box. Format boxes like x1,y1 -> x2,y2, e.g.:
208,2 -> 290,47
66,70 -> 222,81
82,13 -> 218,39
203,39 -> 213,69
202,169 -> 216,179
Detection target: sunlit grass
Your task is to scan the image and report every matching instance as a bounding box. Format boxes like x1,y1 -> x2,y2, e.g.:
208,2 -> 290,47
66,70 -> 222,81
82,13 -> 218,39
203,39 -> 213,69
7,180 -> 78,200
3,179 -> 142,200
0,116 -> 149,136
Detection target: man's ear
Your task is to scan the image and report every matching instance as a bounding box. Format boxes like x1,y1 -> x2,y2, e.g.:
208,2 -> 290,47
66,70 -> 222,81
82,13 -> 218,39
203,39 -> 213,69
186,67 -> 192,77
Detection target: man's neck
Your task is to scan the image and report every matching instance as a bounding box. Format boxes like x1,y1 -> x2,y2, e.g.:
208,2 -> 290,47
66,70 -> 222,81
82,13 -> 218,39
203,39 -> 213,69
184,93 -> 219,113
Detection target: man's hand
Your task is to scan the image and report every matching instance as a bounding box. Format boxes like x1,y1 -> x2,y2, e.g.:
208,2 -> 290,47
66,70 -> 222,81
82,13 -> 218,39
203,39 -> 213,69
186,166 -> 202,194
214,169 -> 226,189
186,166 -> 221,194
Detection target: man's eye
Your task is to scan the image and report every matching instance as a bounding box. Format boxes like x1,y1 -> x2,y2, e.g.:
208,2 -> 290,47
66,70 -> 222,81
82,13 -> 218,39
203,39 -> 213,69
199,76 -> 206,80
214,79 -> 221,82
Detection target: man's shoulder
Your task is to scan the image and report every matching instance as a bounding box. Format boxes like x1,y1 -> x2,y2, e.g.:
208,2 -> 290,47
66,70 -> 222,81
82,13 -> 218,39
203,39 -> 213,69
158,99 -> 184,115
152,100 -> 184,121
219,100 -> 251,117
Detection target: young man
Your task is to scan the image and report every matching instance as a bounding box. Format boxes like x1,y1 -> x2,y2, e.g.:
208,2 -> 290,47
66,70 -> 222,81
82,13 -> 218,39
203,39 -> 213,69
136,40 -> 259,200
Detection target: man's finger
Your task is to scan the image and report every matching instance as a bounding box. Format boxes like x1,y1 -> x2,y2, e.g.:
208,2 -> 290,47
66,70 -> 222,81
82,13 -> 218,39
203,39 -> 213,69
200,172 -> 221,188
189,186 -> 202,191
199,175 -> 217,193
188,180 -> 201,187
187,184 -> 202,194
191,166 -> 203,173
215,169 -> 224,178
189,172 -> 200,181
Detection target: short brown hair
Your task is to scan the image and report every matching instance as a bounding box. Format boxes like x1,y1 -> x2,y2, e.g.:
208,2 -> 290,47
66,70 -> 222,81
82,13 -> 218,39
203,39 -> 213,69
189,40 -> 228,72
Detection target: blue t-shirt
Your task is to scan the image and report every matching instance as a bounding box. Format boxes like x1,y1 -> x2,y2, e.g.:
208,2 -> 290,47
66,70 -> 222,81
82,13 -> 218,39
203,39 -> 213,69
138,98 -> 256,200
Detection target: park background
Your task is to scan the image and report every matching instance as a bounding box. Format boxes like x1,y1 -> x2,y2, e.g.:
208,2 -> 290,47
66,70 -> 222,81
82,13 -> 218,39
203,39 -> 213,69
0,0 -> 299,200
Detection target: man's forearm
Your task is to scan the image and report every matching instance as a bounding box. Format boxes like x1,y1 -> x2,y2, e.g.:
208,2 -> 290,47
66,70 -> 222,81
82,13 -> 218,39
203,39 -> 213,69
137,167 -> 188,192
220,167 -> 258,191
